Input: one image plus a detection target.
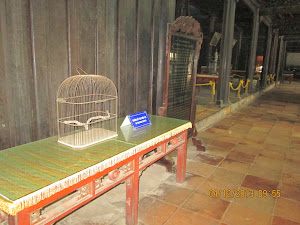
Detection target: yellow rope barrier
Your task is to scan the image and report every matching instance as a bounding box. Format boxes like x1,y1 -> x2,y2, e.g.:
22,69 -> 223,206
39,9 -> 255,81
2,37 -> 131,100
196,81 -> 216,101
229,79 -> 250,99
229,80 -> 243,91
241,79 -> 250,89
196,81 -> 214,86
211,81 -> 216,96
267,74 -> 275,84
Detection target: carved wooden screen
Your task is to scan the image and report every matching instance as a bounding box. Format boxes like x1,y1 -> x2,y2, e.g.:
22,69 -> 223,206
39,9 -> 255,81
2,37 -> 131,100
160,17 -> 203,126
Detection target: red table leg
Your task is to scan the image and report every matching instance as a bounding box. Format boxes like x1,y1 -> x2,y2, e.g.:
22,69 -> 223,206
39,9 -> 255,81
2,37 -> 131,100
8,215 -> 17,225
176,131 -> 188,183
126,158 -> 139,225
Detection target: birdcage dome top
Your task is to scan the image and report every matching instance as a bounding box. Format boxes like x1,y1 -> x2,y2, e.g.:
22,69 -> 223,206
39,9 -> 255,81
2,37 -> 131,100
57,75 -> 117,103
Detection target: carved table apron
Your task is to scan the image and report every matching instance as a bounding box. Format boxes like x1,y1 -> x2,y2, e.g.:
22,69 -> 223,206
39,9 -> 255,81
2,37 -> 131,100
0,116 -> 191,225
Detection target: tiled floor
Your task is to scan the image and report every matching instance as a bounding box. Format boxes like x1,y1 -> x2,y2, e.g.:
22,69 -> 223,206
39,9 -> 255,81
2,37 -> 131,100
57,81 -> 300,225
137,81 -> 300,225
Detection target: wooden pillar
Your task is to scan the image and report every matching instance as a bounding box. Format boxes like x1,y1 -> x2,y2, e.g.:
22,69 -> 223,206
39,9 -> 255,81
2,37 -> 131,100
233,30 -> 243,69
276,36 -> 284,84
262,25 -> 272,88
270,29 -> 279,74
216,0 -> 238,106
247,7 -> 260,93
282,41 -> 287,71
156,0 -> 167,113
206,14 -> 217,65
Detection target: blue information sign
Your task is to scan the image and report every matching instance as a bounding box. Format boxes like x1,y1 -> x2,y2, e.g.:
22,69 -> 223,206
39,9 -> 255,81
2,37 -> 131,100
121,111 -> 151,130
129,111 -> 151,129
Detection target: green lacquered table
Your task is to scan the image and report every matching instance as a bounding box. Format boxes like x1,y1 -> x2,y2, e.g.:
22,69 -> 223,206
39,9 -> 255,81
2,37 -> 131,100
0,116 -> 191,225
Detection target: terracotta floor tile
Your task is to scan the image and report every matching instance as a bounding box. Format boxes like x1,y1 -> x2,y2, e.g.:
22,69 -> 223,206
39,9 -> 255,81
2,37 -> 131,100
227,130 -> 248,139
278,182 -> 300,202
264,137 -> 290,147
290,143 -> 300,151
198,137 -> 213,145
230,124 -> 252,132
233,121 -> 253,128
222,203 -> 272,225
292,132 -> 300,138
207,128 -> 231,136
138,197 -> 178,225
182,192 -> 229,220
290,147 -> 300,152
286,151 -> 300,163
164,208 -> 219,225
282,173 -> 300,187
259,149 -> 286,160
197,178 -> 239,201
210,140 -> 236,150
205,145 -> 232,157
241,116 -> 261,123
226,151 -> 256,164
252,156 -> 285,172
248,164 -> 282,182
219,158 -> 251,173
269,129 -> 291,138
194,153 -> 224,166
197,131 -> 219,140
171,173 -> 206,190
233,188 -> 276,214
248,131 -> 269,139
214,124 -> 231,130
249,126 -> 271,133
186,161 -> 216,177
284,161 -> 300,175
246,133 -> 267,143
293,126 -> 300,133
217,136 -> 241,144
274,198 -> 300,223
215,118 -> 236,126
241,175 -> 279,192
150,183 -> 193,206
209,168 -> 245,185
262,143 -> 290,153
291,137 -> 300,145
253,121 -> 274,129
232,144 -> 261,155
239,138 -> 263,146
272,216 -> 300,225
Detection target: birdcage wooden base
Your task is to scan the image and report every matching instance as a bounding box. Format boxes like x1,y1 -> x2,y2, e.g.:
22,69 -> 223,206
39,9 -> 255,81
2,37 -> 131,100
58,128 -> 118,148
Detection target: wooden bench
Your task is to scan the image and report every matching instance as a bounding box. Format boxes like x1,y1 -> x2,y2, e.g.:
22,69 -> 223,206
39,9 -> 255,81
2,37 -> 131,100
281,73 -> 294,84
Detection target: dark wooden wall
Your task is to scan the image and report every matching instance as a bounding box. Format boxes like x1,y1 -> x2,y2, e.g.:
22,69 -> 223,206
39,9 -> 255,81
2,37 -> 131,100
0,0 -> 176,149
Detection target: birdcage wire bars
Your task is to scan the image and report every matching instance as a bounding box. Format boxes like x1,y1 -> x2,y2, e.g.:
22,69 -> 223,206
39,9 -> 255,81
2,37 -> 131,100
57,75 -> 118,148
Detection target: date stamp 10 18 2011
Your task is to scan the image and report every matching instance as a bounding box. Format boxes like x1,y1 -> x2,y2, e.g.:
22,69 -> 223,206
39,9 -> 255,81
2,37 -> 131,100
208,189 -> 281,198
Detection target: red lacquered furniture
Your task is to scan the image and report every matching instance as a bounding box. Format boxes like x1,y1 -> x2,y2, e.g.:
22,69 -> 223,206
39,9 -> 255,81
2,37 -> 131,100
0,116 -> 191,225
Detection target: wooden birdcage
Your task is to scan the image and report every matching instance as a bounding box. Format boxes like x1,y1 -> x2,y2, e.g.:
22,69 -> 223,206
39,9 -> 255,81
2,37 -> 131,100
57,75 -> 118,148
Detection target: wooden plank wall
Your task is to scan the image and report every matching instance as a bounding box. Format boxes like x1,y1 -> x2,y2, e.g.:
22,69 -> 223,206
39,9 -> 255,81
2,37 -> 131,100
0,0 -> 175,150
